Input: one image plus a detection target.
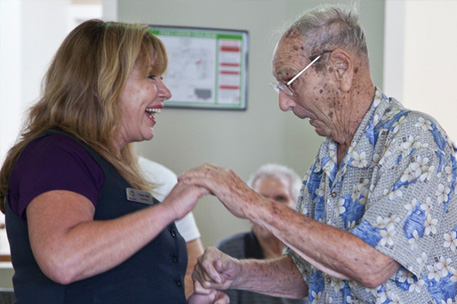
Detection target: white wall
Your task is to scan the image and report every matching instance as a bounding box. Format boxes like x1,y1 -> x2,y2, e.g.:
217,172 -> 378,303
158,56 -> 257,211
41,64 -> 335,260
384,0 -> 457,143
0,0 -> 102,165
0,0 -> 24,168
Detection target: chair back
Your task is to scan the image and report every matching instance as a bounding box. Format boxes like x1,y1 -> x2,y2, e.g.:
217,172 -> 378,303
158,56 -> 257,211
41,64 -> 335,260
0,288 -> 15,304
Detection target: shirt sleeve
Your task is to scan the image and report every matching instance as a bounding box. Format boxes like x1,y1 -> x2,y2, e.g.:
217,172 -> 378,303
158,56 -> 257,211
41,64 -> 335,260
138,157 -> 177,202
175,212 -> 201,242
350,112 -> 454,279
138,157 -> 201,242
9,134 -> 104,218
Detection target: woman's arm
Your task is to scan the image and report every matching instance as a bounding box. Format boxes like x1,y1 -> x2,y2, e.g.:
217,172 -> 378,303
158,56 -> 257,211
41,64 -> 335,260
184,238 -> 204,297
27,182 -> 206,284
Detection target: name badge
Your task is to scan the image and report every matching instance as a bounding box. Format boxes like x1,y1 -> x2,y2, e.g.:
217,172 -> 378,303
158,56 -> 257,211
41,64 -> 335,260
126,187 -> 155,205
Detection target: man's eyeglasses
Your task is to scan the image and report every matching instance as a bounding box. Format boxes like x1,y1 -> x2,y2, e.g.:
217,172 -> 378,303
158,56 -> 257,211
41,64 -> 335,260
270,50 -> 332,96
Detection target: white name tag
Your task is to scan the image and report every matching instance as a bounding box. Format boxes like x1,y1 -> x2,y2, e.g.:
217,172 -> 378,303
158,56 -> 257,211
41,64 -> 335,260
126,187 -> 155,205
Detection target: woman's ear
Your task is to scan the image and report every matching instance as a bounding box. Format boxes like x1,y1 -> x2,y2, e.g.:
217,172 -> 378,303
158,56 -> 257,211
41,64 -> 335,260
328,49 -> 353,92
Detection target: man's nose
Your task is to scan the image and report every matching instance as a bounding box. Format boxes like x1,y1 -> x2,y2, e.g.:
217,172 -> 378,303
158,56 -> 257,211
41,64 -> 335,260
278,91 -> 295,112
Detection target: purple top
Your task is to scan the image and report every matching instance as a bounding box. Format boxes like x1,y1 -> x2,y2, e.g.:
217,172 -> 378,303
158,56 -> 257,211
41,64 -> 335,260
9,134 -> 104,219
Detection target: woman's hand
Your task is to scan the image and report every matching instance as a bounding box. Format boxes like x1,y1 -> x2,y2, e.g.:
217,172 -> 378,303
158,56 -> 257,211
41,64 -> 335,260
187,290 -> 229,304
161,182 -> 209,221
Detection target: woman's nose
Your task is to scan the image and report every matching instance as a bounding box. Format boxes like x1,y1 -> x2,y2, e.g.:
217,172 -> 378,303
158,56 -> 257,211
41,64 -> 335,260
157,78 -> 172,100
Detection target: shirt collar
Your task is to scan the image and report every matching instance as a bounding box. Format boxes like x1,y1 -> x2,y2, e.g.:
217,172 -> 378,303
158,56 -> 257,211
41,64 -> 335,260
314,87 -> 394,173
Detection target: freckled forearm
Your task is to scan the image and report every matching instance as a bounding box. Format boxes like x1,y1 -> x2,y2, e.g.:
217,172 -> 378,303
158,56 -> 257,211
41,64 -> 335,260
252,199 -> 396,285
233,256 -> 307,298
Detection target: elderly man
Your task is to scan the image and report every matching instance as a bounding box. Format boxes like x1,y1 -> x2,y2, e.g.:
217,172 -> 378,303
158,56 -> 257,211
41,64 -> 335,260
181,4 -> 457,304
216,164 -> 307,304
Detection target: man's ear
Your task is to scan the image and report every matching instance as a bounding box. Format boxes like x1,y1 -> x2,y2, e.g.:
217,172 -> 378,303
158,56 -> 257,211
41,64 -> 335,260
328,49 -> 353,92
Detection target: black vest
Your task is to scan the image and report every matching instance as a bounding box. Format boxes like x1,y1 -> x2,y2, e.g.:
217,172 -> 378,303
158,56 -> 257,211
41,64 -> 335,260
6,130 -> 187,303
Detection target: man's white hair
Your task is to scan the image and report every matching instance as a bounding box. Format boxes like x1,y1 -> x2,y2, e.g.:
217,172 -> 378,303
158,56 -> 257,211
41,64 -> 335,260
247,163 -> 302,200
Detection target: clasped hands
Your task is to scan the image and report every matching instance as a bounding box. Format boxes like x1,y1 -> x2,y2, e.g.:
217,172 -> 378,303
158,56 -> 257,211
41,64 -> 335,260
179,164 -> 257,304
187,247 -> 241,304
178,163 -> 261,220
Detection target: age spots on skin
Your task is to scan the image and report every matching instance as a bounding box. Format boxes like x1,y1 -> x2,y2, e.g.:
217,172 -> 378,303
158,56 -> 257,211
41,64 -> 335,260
354,67 -> 359,74
327,96 -> 337,108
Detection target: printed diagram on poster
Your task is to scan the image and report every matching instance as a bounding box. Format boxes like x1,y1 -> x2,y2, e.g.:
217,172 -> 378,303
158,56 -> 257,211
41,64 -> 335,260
149,26 -> 249,110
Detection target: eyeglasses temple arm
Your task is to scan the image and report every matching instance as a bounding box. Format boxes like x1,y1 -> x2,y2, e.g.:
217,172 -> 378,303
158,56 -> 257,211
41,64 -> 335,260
286,55 -> 322,86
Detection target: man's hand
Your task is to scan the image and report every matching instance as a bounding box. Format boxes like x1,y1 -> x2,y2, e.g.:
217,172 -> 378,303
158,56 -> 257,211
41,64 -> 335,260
192,247 -> 242,292
179,164 -> 262,219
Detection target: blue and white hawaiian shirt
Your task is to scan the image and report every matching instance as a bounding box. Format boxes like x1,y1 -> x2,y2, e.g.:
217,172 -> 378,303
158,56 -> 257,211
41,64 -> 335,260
285,88 -> 457,304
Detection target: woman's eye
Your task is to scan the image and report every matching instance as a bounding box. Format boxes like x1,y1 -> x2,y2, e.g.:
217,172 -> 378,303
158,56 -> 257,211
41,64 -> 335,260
147,75 -> 164,81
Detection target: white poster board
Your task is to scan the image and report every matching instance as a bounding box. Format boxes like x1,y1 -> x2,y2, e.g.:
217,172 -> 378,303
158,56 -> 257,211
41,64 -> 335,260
149,26 -> 249,110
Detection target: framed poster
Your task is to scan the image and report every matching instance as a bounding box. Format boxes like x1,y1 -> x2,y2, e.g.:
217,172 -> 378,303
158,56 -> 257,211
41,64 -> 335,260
149,25 -> 249,110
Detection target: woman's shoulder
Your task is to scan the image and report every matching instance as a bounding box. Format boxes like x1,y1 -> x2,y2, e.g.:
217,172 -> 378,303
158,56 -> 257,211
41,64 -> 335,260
22,133 -> 97,165
26,132 -> 85,151
9,133 -> 104,218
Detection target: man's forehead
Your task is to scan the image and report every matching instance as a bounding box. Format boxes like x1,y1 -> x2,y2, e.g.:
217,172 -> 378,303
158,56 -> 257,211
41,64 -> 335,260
274,33 -> 308,58
272,37 -> 308,77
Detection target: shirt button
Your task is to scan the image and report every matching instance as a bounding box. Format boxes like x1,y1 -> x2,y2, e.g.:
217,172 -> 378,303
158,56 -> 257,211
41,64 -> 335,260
172,255 -> 178,263
175,280 -> 182,287
331,192 -> 337,198
170,229 -> 177,237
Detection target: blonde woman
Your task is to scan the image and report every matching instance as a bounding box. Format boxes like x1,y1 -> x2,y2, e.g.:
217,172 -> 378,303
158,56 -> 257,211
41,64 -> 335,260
0,20 -> 226,304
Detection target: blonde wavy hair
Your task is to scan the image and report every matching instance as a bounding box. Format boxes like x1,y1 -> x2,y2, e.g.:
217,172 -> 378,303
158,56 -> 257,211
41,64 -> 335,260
0,19 -> 167,212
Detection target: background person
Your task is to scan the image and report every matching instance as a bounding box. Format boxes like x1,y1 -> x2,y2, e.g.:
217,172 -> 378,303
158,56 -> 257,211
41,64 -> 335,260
216,163 -> 307,304
184,4 -> 457,303
0,19 -> 224,304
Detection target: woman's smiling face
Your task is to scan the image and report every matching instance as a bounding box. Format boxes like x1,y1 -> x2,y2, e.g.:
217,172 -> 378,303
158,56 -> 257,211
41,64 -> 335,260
115,57 -> 172,151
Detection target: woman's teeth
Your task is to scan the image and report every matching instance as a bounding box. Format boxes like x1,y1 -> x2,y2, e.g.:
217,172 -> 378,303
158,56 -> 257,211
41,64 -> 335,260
145,108 -> 161,114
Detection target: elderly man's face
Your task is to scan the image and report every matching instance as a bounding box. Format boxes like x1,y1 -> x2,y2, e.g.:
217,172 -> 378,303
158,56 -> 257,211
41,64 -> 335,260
272,32 -> 342,139
251,176 -> 296,240
253,176 -> 295,210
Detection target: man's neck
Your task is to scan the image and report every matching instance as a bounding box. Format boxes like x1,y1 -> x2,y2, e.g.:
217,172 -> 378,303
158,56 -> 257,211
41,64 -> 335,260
334,79 -> 375,165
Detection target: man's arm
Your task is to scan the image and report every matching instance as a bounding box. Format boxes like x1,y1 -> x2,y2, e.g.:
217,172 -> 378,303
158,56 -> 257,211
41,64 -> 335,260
192,247 -> 307,298
179,164 -> 400,288
257,200 -> 400,287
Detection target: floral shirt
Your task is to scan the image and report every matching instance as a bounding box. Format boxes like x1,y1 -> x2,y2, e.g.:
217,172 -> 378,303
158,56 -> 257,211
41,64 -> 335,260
285,88 -> 457,304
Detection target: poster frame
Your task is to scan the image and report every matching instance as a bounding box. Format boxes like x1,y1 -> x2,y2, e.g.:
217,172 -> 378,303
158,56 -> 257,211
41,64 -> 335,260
149,25 -> 249,111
